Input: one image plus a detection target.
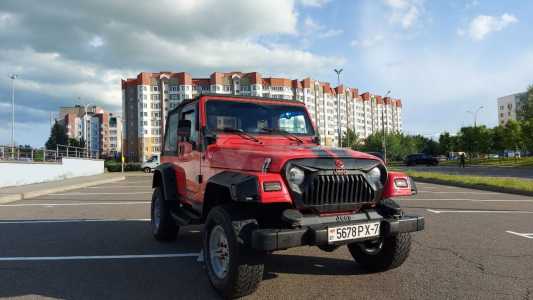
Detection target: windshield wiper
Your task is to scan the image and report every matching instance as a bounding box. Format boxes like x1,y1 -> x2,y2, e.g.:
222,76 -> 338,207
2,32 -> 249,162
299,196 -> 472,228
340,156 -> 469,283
221,128 -> 261,143
260,128 -> 303,144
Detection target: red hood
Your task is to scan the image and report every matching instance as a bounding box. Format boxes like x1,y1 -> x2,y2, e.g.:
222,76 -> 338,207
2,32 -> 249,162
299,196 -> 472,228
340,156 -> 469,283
206,136 -> 381,173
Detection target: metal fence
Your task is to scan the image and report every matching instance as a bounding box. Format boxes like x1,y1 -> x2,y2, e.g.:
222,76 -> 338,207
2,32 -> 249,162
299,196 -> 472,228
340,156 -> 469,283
0,144 -> 98,163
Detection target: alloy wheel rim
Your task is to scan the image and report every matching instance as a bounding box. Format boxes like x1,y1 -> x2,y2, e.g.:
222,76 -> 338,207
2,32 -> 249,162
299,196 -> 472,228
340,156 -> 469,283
209,225 -> 230,279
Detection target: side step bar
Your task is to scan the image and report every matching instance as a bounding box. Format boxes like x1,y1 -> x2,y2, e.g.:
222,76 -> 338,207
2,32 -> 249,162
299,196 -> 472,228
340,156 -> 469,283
171,206 -> 201,225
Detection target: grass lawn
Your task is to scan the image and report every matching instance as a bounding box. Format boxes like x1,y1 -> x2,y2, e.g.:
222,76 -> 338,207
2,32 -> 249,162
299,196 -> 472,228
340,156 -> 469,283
439,156 -> 533,167
405,170 -> 533,193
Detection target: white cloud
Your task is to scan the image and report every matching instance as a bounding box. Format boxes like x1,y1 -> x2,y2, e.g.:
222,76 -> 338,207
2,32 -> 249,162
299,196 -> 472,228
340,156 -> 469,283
0,0 -> 343,131
465,0 -> 479,9
302,16 -> 343,39
319,29 -> 343,38
384,0 -> 424,29
351,35 -> 384,48
89,35 -> 104,48
299,0 -> 330,7
460,13 -> 518,41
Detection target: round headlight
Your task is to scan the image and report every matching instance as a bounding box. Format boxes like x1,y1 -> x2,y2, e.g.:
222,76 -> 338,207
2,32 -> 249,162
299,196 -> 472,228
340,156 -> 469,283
367,167 -> 381,185
288,167 -> 305,185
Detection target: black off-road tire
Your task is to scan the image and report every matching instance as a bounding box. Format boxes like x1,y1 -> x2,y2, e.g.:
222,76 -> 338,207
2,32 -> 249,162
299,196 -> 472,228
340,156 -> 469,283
151,187 -> 179,241
203,205 -> 264,299
348,233 -> 412,272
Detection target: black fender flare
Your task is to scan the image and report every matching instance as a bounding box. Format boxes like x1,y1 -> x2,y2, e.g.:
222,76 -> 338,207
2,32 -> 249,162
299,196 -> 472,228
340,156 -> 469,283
152,163 -> 178,202
203,171 -> 259,217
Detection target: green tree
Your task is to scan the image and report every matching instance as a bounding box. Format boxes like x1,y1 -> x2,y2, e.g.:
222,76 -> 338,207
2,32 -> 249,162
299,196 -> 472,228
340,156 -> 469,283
68,138 -> 85,148
45,122 -> 68,150
502,120 -> 523,152
342,129 -> 360,150
438,132 -> 455,155
520,120 -> 533,152
491,125 -> 506,153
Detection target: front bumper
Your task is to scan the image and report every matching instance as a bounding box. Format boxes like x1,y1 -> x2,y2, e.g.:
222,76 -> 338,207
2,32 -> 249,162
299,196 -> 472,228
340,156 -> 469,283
251,210 -> 424,251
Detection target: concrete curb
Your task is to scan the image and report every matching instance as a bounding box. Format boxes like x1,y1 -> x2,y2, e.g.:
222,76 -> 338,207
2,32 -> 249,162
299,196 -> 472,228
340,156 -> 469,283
0,175 -> 126,204
0,194 -> 22,204
413,177 -> 533,197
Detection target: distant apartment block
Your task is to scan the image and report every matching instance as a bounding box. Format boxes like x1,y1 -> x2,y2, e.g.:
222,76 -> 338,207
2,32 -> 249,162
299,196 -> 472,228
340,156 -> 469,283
497,92 -> 526,125
122,71 -> 404,162
59,105 -> 122,158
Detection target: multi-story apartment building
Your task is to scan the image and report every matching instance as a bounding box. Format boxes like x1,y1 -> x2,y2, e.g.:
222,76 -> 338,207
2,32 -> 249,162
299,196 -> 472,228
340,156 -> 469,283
109,114 -> 123,157
122,71 -> 404,162
59,105 -> 121,158
497,92 -> 526,125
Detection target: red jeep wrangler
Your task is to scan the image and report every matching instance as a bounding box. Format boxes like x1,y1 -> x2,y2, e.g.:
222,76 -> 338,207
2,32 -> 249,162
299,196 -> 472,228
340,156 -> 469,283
151,94 -> 424,298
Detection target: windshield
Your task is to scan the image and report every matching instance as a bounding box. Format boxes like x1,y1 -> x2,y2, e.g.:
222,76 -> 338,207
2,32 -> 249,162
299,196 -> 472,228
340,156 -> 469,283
205,100 -> 315,136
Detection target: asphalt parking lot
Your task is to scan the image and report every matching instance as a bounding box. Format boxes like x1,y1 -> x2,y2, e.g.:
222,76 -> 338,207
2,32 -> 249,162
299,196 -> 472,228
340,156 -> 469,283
0,174 -> 532,300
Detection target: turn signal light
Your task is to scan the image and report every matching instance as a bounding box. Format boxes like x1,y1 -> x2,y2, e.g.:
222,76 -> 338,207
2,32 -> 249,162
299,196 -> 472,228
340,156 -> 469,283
263,181 -> 282,192
394,178 -> 409,188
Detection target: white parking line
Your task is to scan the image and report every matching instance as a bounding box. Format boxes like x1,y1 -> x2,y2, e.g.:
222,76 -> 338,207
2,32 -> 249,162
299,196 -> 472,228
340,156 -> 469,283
427,209 -> 533,214
49,192 -> 152,196
506,231 -> 533,239
0,253 -> 200,262
0,201 -> 150,207
405,198 -> 533,202
86,186 -> 151,189
418,191 -> 496,195
0,218 -> 150,224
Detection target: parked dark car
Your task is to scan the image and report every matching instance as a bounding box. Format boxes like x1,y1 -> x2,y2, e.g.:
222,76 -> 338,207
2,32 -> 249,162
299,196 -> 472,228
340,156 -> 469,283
405,154 -> 439,166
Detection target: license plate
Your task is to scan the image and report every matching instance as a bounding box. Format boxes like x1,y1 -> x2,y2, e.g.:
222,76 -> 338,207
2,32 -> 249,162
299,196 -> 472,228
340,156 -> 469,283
328,222 -> 381,243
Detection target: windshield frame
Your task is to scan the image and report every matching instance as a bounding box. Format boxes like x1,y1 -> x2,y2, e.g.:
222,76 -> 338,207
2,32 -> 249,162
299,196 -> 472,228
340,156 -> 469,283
202,97 -> 316,136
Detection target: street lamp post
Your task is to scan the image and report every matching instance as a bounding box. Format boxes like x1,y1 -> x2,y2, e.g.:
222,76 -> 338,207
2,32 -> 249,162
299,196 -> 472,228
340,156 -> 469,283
9,74 -> 18,158
382,90 -> 391,164
466,106 -> 484,127
334,68 -> 343,147
83,102 -> 92,158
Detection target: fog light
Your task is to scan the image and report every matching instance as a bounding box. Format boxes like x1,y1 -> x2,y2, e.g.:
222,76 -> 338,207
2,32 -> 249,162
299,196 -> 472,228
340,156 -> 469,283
263,181 -> 282,192
394,178 -> 409,188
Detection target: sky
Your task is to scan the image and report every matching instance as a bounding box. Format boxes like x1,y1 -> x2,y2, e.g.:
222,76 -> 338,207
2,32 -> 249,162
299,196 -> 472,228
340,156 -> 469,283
0,0 -> 532,146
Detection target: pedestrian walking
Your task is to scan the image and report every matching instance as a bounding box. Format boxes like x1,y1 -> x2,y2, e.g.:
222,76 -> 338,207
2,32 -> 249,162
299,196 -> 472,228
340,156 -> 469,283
459,153 -> 466,168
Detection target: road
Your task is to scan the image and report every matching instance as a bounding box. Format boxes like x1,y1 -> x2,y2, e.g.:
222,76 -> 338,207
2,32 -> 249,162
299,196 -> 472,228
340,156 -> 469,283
400,165 -> 533,179
0,174 -> 532,299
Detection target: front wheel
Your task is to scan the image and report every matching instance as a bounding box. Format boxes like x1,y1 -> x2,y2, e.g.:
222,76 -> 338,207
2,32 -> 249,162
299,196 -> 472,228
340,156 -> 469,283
348,233 -> 412,272
203,205 -> 264,299
144,167 -> 151,173
151,187 -> 178,241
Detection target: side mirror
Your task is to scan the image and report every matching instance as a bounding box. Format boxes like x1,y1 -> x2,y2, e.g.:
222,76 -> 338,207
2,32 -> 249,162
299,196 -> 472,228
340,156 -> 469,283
177,120 -> 191,138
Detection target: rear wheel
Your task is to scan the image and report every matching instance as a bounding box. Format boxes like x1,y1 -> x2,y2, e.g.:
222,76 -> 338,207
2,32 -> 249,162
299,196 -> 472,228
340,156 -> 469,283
203,205 -> 264,299
348,233 -> 411,272
151,187 -> 178,241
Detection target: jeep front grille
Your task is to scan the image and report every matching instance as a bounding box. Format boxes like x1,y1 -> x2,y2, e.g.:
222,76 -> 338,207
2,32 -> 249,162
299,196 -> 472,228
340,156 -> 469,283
302,174 -> 375,209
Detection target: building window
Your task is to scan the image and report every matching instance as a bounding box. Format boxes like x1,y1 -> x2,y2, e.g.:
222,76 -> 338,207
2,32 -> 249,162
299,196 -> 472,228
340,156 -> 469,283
152,86 -> 159,92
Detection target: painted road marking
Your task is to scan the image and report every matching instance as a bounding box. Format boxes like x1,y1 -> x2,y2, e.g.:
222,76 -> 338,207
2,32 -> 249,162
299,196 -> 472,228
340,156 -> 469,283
0,218 -> 150,224
49,192 -> 152,195
86,186 -> 151,189
427,209 -> 533,214
0,201 -> 151,207
418,191 -> 498,195
0,253 -> 200,262
405,198 -> 533,202
506,231 -> 533,239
